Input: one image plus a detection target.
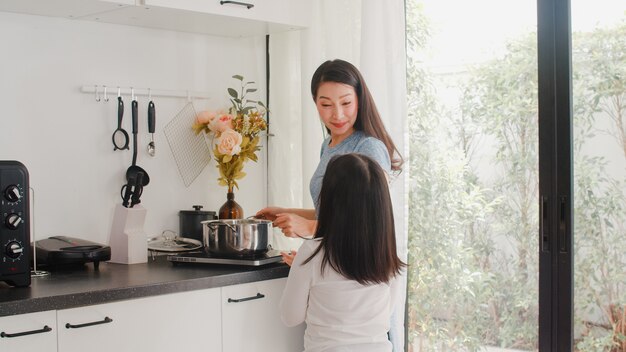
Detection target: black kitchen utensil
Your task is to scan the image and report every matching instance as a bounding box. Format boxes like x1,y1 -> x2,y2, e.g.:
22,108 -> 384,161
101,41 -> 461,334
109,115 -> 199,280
120,171 -> 144,208
129,172 -> 144,207
126,99 -> 150,186
120,174 -> 135,207
112,96 -> 129,151
147,101 -> 156,156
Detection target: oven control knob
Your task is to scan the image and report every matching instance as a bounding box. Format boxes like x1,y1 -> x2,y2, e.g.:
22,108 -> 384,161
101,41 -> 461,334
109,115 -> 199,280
4,185 -> 22,202
5,241 -> 24,259
5,213 -> 23,230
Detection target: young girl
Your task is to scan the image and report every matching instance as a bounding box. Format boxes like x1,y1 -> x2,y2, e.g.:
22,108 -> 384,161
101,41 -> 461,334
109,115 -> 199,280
279,153 -> 405,352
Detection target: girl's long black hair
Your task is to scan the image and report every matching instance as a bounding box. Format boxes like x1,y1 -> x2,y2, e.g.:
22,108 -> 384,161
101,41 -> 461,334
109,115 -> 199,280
311,59 -> 404,172
303,153 -> 405,284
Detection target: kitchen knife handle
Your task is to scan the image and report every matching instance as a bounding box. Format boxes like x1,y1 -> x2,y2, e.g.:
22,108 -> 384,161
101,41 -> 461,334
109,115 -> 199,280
130,172 -> 144,208
227,292 -> 265,303
148,101 -> 156,133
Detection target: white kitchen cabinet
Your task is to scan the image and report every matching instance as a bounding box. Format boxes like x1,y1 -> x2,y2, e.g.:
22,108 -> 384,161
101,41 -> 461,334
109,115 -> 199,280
144,0 -> 311,28
57,288 -> 222,352
0,310 -> 57,352
0,0 -> 133,19
1,278 -> 302,352
0,0 -> 312,37
222,278 -> 305,352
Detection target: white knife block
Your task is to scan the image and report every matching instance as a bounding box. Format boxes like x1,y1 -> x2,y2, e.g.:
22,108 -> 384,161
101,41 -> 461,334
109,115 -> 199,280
109,204 -> 148,264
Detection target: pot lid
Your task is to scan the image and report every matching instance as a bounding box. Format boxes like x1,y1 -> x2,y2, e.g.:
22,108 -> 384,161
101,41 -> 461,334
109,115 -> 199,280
148,231 -> 202,252
180,205 -> 216,215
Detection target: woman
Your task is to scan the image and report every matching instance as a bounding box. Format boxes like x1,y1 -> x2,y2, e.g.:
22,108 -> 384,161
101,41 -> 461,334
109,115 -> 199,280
280,153 -> 405,352
256,59 -> 403,264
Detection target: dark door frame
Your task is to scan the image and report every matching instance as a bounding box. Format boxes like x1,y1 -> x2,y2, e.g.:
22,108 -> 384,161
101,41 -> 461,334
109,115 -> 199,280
537,0 -> 574,350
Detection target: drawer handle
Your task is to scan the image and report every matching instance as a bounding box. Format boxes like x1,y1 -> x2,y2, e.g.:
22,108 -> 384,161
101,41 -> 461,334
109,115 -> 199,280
1,325 -> 52,338
220,1 -> 254,9
228,292 -> 265,303
65,317 -> 113,329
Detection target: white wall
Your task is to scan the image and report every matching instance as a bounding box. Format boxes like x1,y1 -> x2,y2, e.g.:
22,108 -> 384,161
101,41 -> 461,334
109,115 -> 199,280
0,12 -> 268,245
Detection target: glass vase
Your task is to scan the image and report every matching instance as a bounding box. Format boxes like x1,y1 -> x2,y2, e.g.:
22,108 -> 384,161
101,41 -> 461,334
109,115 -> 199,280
218,185 -> 243,219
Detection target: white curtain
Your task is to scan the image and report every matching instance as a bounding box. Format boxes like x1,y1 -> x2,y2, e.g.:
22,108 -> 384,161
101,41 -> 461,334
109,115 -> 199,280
269,1 -> 408,350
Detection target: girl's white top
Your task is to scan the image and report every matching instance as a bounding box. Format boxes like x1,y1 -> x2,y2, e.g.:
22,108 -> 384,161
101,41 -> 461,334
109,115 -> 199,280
280,239 -> 400,352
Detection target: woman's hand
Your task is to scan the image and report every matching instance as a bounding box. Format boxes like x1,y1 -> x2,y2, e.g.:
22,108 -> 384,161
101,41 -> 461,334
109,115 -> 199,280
274,213 -> 315,238
255,207 -> 285,221
281,250 -> 297,266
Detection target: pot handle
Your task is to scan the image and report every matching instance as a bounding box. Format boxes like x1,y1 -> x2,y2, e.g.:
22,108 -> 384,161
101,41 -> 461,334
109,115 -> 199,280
246,215 -> 263,220
207,221 -> 237,232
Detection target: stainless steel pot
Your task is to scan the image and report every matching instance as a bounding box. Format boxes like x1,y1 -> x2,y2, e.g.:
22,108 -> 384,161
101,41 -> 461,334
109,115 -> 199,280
201,219 -> 272,257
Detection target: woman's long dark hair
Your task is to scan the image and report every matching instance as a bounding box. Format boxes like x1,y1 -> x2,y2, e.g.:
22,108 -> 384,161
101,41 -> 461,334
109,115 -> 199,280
303,153 -> 405,284
311,59 -> 404,172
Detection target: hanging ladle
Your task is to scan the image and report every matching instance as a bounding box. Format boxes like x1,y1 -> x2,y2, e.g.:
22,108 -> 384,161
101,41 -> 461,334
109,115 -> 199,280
126,94 -> 150,187
112,95 -> 129,151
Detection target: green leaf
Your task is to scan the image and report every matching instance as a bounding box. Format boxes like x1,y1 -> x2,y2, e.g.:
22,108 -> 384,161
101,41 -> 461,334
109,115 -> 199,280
228,88 -> 238,98
232,75 -> 244,81
246,88 -> 257,93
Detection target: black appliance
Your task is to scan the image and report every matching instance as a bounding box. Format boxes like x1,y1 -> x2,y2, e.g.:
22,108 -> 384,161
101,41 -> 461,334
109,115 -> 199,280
168,250 -> 283,266
33,236 -> 111,269
0,161 -> 30,287
179,205 -> 216,242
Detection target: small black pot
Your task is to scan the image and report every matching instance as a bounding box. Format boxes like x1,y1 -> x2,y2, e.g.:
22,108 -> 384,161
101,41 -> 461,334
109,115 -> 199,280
179,205 -> 217,242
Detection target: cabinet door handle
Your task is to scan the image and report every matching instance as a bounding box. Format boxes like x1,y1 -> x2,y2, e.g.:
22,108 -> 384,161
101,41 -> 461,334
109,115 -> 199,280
228,292 -> 265,303
220,1 -> 254,9
1,325 -> 52,338
65,317 -> 113,329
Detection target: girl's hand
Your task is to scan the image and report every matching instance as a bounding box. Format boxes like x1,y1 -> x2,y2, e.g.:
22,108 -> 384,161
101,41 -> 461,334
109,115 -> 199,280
273,213 -> 314,238
255,207 -> 285,222
281,250 -> 297,266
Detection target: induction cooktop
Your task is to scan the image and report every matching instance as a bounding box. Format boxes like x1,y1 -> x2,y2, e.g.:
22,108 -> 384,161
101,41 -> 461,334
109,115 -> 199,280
167,250 -> 283,266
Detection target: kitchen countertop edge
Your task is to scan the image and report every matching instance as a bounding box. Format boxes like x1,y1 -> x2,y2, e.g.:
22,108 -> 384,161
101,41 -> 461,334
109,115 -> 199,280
0,260 -> 290,317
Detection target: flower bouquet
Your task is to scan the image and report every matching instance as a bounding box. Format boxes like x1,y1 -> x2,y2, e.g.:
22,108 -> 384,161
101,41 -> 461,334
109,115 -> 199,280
193,75 -> 268,191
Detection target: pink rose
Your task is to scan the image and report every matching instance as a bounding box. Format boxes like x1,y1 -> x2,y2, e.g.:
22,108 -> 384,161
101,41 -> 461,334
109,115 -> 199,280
196,110 -> 216,124
217,129 -> 242,156
210,113 -> 234,133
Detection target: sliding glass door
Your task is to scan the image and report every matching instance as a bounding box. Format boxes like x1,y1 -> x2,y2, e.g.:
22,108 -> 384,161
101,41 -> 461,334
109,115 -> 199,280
406,0 -> 625,351
406,1 -> 539,350
571,1 -> 626,351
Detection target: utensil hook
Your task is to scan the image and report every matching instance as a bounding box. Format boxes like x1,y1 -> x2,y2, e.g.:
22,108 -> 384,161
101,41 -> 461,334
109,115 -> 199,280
117,87 -> 121,98
131,87 -> 135,101
94,85 -> 101,102
103,86 -> 109,102
148,88 -> 152,101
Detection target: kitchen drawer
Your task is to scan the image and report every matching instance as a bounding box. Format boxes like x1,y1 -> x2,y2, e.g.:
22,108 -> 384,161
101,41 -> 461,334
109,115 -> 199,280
57,288 -> 222,352
222,278 -> 304,352
0,310 -> 57,352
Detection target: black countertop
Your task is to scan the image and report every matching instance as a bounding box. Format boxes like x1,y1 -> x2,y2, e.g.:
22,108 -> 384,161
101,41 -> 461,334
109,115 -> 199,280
0,256 -> 289,317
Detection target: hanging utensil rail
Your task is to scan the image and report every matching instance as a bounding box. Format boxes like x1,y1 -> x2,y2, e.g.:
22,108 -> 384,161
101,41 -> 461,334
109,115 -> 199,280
81,85 -> 211,101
